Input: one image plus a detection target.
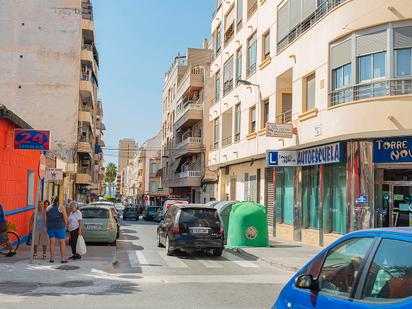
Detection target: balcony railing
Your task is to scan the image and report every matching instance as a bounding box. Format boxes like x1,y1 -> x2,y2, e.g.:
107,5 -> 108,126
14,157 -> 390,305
234,133 -> 240,143
81,72 -> 90,81
176,137 -> 202,150
222,136 -> 233,147
247,63 -> 256,77
82,1 -> 93,20
277,0 -> 347,51
175,102 -> 203,118
329,78 -> 412,106
78,134 -> 93,143
78,166 -> 91,174
276,110 -> 292,124
177,170 -> 201,178
223,79 -> 233,96
83,43 -> 93,51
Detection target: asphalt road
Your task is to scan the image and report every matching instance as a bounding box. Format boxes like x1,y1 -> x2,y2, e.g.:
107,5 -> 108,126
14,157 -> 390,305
1,218 -> 293,309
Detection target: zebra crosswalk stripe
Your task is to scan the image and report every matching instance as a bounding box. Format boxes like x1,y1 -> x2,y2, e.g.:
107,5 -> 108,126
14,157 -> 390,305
157,250 -> 189,268
223,252 -> 259,268
195,257 -> 223,268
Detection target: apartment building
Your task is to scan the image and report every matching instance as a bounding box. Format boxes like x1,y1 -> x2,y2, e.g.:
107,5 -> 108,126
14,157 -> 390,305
161,48 -> 214,203
0,0 -> 105,202
208,0 -> 412,246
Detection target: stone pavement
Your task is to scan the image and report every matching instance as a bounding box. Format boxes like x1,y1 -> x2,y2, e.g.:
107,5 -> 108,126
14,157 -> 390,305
235,237 -> 323,272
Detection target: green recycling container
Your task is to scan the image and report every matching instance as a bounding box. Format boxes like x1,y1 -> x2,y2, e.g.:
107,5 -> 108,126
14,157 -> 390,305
226,202 -> 269,248
214,201 -> 237,241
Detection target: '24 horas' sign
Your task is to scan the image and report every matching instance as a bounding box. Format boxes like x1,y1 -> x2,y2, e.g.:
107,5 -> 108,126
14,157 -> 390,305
373,138 -> 412,163
14,129 -> 50,150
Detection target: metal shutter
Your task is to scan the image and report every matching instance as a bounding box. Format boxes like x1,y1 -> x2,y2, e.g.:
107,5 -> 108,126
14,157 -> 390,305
302,0 -> 316,20
331,39 -> 351,69
356,30 -> 387,56
282,93 -> 292,113
289,0 -> 301,29
265,167 -> 274,229
277,2 -> 289,41
394,26 -> 412,49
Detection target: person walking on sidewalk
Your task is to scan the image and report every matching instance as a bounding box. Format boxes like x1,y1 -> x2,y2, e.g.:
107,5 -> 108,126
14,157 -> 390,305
68,201 -> 83,260
0,203 -> 15,257
45,195 -> 68,263
29,201 -> 49,259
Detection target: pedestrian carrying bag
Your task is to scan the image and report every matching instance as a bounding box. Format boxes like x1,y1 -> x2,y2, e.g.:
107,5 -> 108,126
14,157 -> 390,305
76,235 -> 87,256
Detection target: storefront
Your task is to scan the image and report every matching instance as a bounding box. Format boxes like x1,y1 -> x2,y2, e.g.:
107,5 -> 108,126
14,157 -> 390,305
374,137 -> 412,229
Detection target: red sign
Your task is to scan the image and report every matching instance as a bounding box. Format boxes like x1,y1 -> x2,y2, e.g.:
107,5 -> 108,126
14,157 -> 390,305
14,129 -> 50,150
39,154 -> 46,180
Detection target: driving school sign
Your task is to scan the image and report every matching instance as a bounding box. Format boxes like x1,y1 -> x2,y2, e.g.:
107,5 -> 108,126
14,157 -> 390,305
14,129 -> 50,150
266,142 -> 343,167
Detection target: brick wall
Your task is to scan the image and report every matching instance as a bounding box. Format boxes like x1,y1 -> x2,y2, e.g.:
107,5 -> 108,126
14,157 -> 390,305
0,119 -> 40,238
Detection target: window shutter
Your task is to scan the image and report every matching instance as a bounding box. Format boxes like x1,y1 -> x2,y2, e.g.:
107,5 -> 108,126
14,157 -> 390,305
282,93 -> 292,113
331,39 -> 351,69
394,26 -> 412,49
356,30 -> 387,56
302,0 -> 316,20
225,6 -> 235,31
244,172 -> 249,201
277,2 -> 289,41
289,0 -> 301,30
265,167 -> 274,228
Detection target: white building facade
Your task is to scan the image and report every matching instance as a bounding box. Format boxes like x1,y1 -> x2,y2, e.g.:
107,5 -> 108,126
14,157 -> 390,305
208,0 -> 412,246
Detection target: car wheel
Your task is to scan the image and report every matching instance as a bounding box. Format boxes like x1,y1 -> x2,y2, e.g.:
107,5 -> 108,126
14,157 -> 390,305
157,231 -> 164,248
165,236 -> 174,256
116,229 -> 120,239
213,248 -> 223,256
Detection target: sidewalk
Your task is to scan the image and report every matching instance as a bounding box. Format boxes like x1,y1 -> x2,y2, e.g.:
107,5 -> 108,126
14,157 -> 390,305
234,237 -> 323,272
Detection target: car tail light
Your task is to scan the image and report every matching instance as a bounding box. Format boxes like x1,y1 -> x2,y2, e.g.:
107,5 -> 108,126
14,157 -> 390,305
109,223 -> 114,229
171,226 -> 180,234
219,228 -> 224,237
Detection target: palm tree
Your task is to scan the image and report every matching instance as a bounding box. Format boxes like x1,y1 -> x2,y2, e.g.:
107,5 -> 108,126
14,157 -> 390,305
104,162 -> 117,196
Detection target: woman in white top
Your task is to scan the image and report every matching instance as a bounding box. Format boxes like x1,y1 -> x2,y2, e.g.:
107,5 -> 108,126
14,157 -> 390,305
68,201 -> 83,260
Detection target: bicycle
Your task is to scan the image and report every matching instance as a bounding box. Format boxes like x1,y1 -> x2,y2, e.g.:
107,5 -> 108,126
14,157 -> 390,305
0,230 -> 20,255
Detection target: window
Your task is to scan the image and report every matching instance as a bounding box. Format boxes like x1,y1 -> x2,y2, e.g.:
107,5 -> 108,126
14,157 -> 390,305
215,70 -> 221,102
150,181 -> 157,193
358,51 -> 386,82
236,0 -> 243,31
304,73 -> 316,111
216,0 -> 222,10
234,103 -> 241,142
333,63 -> 352,90
223,57 -> 234,96
213,118 -> 220,149
27,170 -> 35,206
318,237 -> 374,297
249,106 -> 256,133
215,24 -> 222,55
151,162 -> 157,175
363,239 -> 412,301
247,32 -> 257,76
247,0 -> 257,19
235,47 -> 242,85
262,31 -> 270,60
261,99 -> 269,128
224,6 -> 235,45
396,48 -> 412,77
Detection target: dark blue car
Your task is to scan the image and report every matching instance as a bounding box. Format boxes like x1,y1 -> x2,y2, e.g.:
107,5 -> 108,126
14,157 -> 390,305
273,228 -> 412,308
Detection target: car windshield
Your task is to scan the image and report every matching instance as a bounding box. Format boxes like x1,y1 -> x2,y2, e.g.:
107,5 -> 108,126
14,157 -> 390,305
179,208 -> 220,229
81,208 -> 109,219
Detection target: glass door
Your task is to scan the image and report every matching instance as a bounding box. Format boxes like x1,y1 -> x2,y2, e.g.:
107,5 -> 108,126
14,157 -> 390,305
392,185 -> 412,227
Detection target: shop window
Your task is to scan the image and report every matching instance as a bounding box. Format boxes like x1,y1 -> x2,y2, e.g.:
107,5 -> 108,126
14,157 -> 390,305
323,162 -> 347,234
302,166 -> 319,229
275,167 -> 294,225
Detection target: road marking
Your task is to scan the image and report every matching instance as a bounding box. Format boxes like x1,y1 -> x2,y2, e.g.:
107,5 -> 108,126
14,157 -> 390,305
223,252 -> 259,268
195,257 -> 223,268
157,250 -> 188,268
127,250 -> 149,267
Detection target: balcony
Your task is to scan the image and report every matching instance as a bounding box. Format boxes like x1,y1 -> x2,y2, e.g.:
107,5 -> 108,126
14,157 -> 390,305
174,137 -> 202,158
76,166 -> 92,185
78,110 -> 93,124
174,102 -> 203,130
276,110 -> 292,124
81,44 -> 98,78
177,67 -> 205,95
247,0 -> 258,19
329,78 -> 412,107
222,136 -> 233,148
80,72 -> 93,95
82,1 -> 93,21
168,170 -> 201,188
224,23 -> 234,47
78,135 -> 93,154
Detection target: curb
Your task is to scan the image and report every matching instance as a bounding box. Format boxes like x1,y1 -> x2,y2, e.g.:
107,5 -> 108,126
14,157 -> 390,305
233,248 -> 299,272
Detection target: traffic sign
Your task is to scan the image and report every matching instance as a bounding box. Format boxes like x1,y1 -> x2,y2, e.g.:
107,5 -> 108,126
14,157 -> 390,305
14,129 -> 50,150
39,154 -> 46,180
356,195 -> 368,204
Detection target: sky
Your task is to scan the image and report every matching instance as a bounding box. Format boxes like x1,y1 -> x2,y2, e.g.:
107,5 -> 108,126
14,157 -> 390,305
93,0 -> 214,165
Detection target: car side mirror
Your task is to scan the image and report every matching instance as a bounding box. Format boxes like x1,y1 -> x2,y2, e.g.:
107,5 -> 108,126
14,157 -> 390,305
295,274 -> 318,291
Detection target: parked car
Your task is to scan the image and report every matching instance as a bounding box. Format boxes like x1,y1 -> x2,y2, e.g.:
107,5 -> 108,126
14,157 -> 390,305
205,201 -> 220,207
80,205 -> 118,246
143,205 -> 161,221
123,205 -> 139,221
273,227 -> 412,309
87,201 -> 120,238
157,204 -> 224,256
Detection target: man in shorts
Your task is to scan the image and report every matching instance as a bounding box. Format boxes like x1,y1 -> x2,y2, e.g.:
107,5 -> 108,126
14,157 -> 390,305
0,203 -> 16,257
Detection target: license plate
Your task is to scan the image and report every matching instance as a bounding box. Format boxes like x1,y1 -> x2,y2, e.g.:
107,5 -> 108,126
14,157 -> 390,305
86,224 -> 103,230
190,228 -> 209,234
